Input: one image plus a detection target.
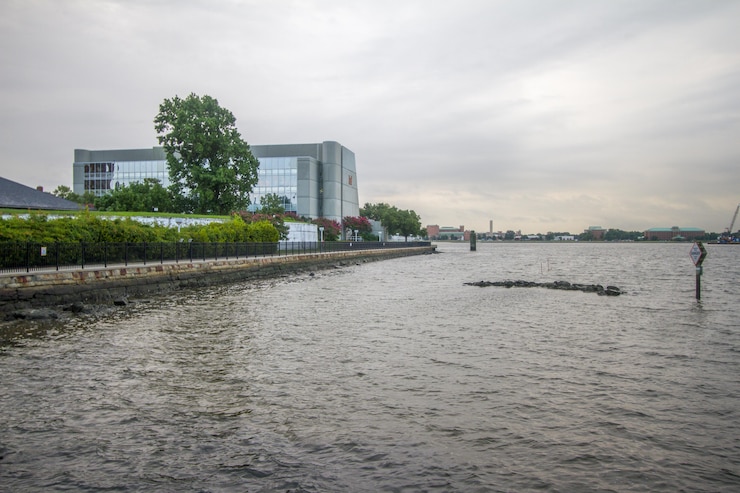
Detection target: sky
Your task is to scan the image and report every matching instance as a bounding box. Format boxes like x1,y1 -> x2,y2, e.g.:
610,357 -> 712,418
1,0 -> 739,234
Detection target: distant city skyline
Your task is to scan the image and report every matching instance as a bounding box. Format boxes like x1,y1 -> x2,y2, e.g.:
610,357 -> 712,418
1,1 -> 738,233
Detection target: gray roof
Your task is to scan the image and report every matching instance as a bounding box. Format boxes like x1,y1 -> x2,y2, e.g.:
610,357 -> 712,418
0,177 -> 82,211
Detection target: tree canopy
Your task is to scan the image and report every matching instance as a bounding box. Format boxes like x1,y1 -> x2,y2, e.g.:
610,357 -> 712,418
361,202 -> 422,241
94,179 -> 173,212
154,93 -> 259,215
51,185 -> 79,202
257,193 -> 287,216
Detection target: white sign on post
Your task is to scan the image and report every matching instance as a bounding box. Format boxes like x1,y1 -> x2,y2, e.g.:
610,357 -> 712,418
689,242 -> 707,266
689,243 -> 702,265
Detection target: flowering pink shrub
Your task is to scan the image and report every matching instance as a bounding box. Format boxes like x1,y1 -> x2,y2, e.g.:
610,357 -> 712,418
343,216 -> 373,233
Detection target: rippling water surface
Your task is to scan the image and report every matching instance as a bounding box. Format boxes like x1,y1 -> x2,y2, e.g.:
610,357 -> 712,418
1,242 -> 739,492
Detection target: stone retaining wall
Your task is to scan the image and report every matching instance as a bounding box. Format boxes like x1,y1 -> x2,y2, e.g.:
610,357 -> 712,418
0,246 -> 435,310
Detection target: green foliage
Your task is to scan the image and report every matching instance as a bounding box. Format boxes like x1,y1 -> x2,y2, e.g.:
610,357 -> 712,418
154,93 -> 259,215
180,215 -> 279,243
235,211 -> 289,240
51,185 -> 81,203
246,220 -> 281,243
603,229 -> 643,241
257,193 -> 287,215
94,179 -> 174,213
0,213 -> 278,244
361,202 -> 422,240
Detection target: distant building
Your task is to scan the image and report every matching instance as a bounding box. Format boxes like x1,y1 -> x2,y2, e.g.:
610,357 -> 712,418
585,226 -> 606,240
0,177 -> 81,211
426,225 -> 468,240
644,226 -> 705,241
72,141 -> 359,223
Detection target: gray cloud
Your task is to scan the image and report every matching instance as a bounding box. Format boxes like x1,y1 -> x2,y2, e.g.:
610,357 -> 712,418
1,0 -> 738,233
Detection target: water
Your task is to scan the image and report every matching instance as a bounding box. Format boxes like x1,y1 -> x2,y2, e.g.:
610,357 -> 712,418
1,242 -> 739,492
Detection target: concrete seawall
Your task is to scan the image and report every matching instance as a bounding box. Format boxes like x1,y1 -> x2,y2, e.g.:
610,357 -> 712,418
0,246 -> 435,310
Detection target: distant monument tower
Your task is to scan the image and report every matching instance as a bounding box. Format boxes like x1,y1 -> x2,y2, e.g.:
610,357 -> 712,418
489,219 -> 493,234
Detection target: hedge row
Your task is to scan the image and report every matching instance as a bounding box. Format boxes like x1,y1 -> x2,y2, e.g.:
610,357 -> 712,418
0,213 -> 280,244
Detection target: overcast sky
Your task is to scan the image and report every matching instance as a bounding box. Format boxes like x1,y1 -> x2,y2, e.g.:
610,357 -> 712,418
1,0 -> 739,233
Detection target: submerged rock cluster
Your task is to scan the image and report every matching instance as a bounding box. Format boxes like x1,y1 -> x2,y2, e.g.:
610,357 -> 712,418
464,280 -> 622,296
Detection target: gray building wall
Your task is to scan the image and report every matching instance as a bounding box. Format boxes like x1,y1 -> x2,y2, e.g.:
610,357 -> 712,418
251,141 -> 359,225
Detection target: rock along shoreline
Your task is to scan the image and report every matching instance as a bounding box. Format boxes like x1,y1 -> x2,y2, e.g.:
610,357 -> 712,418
464,280 -> 622,296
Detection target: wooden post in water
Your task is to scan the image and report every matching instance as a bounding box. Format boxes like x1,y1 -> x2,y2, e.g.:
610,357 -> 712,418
695,266 -> 702,301
470,231 -> 476,251
689,241 -> 707,301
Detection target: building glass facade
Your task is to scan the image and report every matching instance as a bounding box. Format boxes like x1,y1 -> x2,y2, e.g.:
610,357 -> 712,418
73,148 -> 169,197
111,160 -> 169,191
249,157 -> 298,213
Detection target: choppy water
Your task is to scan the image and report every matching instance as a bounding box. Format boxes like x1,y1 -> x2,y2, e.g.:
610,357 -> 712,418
1,242 -> 739,492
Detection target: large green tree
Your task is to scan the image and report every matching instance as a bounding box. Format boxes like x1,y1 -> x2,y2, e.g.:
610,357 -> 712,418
154,93 -> 259,215
94,178 -> 173,212
361,202 -> 422,241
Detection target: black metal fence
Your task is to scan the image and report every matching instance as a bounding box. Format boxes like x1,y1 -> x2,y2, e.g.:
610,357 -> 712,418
0,241 -> 432,274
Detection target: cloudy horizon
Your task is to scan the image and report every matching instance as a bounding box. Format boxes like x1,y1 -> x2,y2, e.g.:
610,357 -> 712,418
1,0 -> 738,234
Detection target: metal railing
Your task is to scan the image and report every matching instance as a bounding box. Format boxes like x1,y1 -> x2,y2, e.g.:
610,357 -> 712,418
0,240 -> 432,274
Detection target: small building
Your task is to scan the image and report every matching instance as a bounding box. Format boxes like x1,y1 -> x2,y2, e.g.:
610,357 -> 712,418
644,226 -> 705,241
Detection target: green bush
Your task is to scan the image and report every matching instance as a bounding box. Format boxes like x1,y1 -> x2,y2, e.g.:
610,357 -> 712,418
246,220 -> 280,242
0,213 -> 278,244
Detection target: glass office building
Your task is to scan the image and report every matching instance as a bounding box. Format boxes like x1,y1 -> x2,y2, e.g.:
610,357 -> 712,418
250,157 -> 299,214
73,141 -> 359,222
73,147 -> 169,197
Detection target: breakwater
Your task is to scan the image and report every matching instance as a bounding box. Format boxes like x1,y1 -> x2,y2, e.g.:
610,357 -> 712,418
0,246 -> 435,311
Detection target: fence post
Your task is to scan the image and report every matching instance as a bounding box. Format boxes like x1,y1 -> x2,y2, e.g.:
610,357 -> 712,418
81,241 -> 85,269
104,242 -> 108,268
160,242 -> 164,264
143,242 -> 147,265
55,242 -> 60,271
